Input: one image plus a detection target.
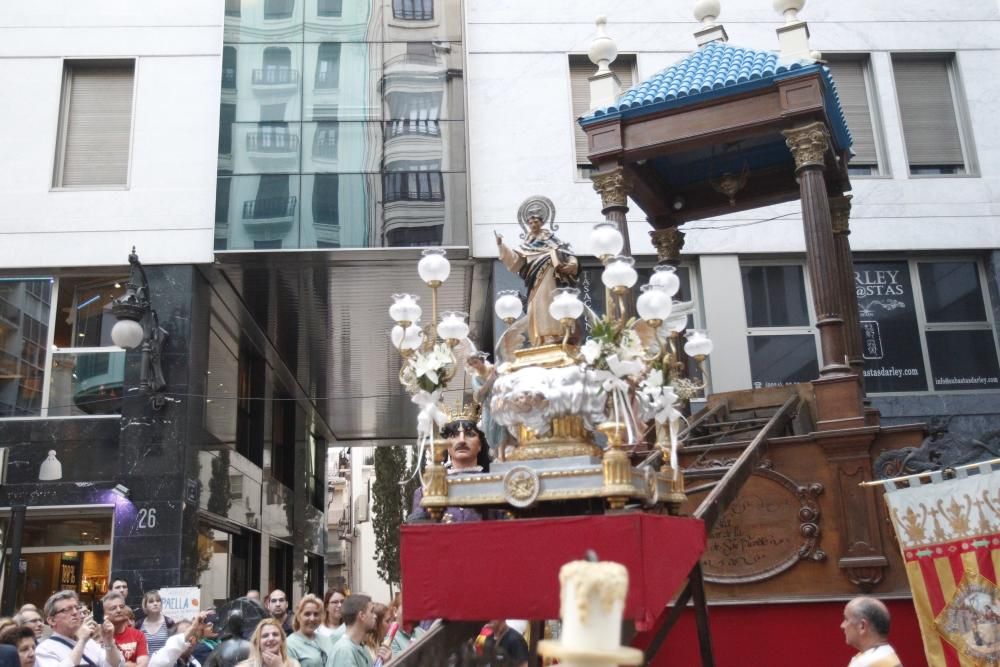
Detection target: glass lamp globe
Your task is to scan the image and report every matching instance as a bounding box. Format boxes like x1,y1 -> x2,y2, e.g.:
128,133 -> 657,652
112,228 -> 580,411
389,294 -> 422,325
391,324 -> 423,351
418,248 -> 450,286
548,288 -> 584,321
636,285 -> 672,323
650,265 -> 681,297
111,319 -> 144,350
494,290 -> 523,323
590,223 -> 624,259
684,330 -> 714,358
438,311 -> 470,341
602,256 -> 638,291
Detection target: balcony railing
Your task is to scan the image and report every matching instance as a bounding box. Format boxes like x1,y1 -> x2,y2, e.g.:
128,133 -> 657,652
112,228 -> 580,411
47,347 -> 125,417
246,131 -> 300,152
252,68 -> 300,85
388,118 -> 441,138
242,196 -> 297,220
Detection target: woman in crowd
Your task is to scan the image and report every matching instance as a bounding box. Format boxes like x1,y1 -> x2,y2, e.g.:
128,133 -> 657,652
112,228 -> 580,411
236,620 -> 297,667
138,591 -> 176,655
317,589 -> 345,641
0,625 -> 36,667
363,603 -> 389,660
284,597 -> 333,667
386,593 -> 422,656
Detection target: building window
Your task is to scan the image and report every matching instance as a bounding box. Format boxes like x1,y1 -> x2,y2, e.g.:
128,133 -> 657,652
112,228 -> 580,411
317,0 -> 342,17
741,264 -> 819,388
383,171 -> 444,202
892,55 -> 971,175
0,278 -> 52,417
222,47 -> 237,89
313,174 -> 339,226
569,54 -> 635,176
219,104 -> 235,155
312,123 -> 338,160
387,93 -> 441,137
225,0 -> 241,16
53,60 -> 135,188
315,43 -> 341,89
825,56 -> 882,176
393,0 -> 433,21
386,225 -> 443,247
216,176 -> 232,225
244,175 -> 296,220
857,259 -> 999,392
255,47 -> 296,85
264,0 -> 294,20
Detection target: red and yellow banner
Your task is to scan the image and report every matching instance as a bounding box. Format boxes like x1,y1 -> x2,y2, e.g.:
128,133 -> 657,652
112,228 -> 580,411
885,467 -> 1000,667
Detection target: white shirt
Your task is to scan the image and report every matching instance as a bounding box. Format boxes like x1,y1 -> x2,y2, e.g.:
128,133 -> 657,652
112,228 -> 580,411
36,633 -> 125,667
847,644 -> 901,667
148,633 -> 200,667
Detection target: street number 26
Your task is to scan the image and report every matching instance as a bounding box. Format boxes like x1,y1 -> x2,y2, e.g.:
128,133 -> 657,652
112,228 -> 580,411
136,507 -> 157,530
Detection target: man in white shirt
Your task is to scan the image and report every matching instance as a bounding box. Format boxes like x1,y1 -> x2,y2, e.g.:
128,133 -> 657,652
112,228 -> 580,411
841,597 -> 902,667
35,591 -> 125,667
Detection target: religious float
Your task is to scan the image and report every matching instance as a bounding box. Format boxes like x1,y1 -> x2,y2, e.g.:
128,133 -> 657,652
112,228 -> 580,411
385,3 -> 998,665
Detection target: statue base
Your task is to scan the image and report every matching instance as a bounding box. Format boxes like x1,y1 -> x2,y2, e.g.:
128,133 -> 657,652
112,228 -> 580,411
509,416 -> 602,460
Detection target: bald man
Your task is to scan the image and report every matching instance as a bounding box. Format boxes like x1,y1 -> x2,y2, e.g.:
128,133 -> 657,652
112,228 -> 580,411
840,597 -> 901,667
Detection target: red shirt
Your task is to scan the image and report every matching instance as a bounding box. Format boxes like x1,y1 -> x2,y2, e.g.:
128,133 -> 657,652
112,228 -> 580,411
113,627 -> 149,663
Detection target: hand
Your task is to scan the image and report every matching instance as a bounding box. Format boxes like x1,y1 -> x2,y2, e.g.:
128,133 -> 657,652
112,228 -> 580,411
376,646 -> 392,663
76,620 -> 97,642
261,650 -> 282,667
494,230 -> 503,246
101,619 -> 115,642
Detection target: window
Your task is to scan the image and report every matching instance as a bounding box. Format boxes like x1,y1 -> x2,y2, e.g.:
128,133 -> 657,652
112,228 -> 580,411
317,0 -> 342,17
387,93 -> 441,137
383,171 -> 444,202
255,47 -> 295,85
313,174 -> 339,226
892,55 -> 970,175
225,0 -> 241,16
313,122 -> 338,159
569,54 -> 635,175
264,0 -> 294,20
216,176 -> 232,224
825,56 -> 881,175
54,60 -> 135,188
393,0 -> 433,21
222,47 -> 237,89
219,104 -> 235,155
0,278 -> 52,417
386,226 -> 442,247
315,43 -> 341,89
245,175 -> 295,220
741,264 -> 820,388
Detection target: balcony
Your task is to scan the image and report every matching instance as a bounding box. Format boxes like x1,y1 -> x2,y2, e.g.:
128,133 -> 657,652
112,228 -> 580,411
246,129 -> 300,164
251,67 -> 299,94
47,347 -> 125,417
242,196 -> 297,230
387,118 -> 440,138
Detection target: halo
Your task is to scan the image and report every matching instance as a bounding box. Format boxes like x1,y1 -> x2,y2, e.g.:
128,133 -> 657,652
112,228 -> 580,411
516,195 -> 558,237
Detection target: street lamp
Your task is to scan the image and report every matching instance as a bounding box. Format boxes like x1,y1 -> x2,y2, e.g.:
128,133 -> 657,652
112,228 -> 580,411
111,248 -> 168,410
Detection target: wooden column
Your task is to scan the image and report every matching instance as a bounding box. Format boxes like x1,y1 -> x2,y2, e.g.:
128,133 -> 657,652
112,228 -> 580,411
649,223 -> 686,266
782,122 -> 850,378
592,167 -> 633,256
829,195 -> 865,378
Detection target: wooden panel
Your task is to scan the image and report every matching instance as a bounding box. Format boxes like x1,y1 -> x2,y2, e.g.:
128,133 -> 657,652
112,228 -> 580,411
778,76 -> 823,115
587,122 -> 624,158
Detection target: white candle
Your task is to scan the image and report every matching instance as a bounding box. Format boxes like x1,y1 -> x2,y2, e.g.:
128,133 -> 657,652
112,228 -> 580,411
560,560 -> 628,652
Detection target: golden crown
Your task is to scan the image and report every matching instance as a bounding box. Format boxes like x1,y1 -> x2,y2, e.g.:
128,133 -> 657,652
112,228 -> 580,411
445,400 -> 480,424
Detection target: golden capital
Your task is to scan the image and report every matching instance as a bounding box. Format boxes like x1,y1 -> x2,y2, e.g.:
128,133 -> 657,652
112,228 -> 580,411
782,122 -> 830,171
591,168 -> 632,210
829,194 -> 853,235
649,226 -> 686,263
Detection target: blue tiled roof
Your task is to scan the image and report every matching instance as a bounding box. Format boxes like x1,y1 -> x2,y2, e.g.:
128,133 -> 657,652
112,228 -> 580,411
580,41 -> 852,152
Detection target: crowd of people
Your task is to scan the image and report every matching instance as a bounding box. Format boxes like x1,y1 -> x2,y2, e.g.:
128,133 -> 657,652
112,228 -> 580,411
0,581 -> 453,667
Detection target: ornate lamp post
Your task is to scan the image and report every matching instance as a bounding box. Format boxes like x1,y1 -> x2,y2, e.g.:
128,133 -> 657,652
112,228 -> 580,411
110,248 -> 168,410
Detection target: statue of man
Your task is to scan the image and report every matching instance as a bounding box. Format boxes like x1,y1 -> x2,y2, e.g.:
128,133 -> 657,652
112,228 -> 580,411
494,204 -> 579,347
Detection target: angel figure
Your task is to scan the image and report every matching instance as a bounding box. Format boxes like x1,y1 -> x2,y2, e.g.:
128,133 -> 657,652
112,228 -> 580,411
495,199 -> 579,347
466,351 -> 510,460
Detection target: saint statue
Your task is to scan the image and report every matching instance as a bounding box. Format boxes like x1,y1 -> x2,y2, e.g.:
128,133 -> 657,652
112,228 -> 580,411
495,197 -> 579,347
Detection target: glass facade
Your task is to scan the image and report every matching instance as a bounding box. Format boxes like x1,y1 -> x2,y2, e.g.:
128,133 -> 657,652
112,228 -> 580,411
216,0 -> 467,250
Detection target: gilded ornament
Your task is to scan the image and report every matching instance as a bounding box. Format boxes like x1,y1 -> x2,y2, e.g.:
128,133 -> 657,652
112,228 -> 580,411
782,122 -> 830,171
591,168 -> 632,209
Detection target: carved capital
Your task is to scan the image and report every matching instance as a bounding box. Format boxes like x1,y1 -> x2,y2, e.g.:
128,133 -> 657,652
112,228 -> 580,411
649,227 -> 686,264
829,194 -> 853,235
591,168 -> 632,210
782,122 -> 830,172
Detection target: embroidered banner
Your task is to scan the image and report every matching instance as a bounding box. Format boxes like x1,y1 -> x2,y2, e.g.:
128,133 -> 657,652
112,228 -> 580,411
884,467 -> 1000,667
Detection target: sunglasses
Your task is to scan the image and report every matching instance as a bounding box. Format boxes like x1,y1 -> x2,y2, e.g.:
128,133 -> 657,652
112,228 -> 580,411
441,421 -> 477,438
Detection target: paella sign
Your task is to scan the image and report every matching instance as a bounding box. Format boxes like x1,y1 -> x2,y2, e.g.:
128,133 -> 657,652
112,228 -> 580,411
158,586 -> 201,620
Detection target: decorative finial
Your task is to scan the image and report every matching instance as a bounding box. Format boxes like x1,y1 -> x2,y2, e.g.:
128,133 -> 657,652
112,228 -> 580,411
693,0 -> 721,26
773,0 -> 806,23
587,15 -> 618,74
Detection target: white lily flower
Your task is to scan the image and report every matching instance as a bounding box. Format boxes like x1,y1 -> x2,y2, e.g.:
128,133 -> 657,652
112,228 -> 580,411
412,354 -> 440,385
581,338 -> 603,365
607,353 -> 644,379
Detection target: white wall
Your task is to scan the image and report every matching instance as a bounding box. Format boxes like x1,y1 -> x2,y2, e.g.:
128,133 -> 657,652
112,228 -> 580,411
465,0 -> 1000,261
0,1 -> 223,268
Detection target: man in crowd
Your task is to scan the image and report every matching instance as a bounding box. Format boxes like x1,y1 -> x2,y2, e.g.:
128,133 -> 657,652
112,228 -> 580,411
14,608 -> 44,641
102,592 -> 149,667
329,595 -> 390,667
111,579 -> 129,600
245,591 -> 260,603
35,591 -> 124,667
484,620 -> 528,667
841,597 -> 901,667
265,591 -> 292,636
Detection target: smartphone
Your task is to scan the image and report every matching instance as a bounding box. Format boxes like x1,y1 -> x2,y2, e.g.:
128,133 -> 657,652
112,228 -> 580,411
92,602 -> 104,625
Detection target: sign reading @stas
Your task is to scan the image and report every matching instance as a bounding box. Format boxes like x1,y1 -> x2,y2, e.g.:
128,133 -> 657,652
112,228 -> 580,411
158,587 -> 200,621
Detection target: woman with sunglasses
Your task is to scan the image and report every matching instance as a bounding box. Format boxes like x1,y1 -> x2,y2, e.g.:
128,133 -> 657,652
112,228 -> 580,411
285,596 -> 333,667
408,410 -> 491,523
